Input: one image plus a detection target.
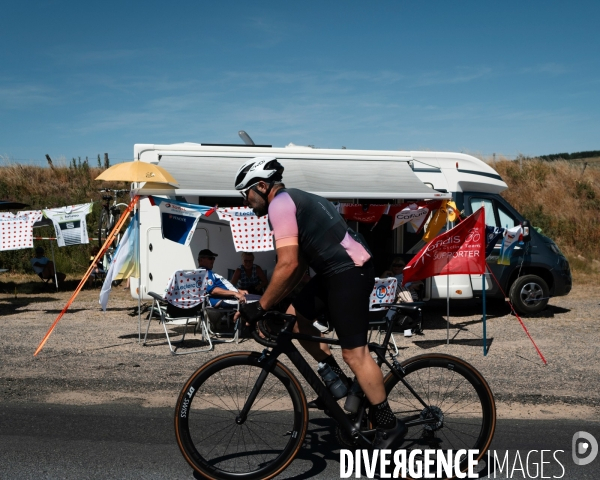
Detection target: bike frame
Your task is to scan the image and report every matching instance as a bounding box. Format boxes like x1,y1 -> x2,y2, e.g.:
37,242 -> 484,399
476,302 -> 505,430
238,309 -> 438,449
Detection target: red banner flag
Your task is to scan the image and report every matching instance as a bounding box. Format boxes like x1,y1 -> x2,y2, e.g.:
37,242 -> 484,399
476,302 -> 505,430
402,208 -> 486,285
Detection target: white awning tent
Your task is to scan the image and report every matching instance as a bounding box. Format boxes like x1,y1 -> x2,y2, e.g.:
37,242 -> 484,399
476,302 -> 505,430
135,155 -> 452,200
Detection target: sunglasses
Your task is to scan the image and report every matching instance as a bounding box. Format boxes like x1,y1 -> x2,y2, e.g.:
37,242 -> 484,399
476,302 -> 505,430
199,256 -> 215,261
392,264 -> 404,268
239,183 -> 259,200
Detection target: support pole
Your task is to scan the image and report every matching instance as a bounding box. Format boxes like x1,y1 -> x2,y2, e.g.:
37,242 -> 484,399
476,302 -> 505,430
483,268 -> 487,356
137,198 -> 142,343
481,201 -> 487,355
446,204 -> 450,345
49,237 -> 58,291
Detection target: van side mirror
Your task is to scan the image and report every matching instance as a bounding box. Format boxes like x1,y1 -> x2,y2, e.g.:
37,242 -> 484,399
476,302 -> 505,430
521,220 -> 532,242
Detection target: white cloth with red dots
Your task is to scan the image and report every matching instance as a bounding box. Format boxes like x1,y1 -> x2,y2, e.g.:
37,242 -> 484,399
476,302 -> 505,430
216,207 -> 274,252
163,269 -> 208,309
369,277 -> 398,311
0,210 -> 44,251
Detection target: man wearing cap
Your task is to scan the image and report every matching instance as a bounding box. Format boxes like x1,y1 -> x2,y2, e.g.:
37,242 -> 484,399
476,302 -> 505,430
197,249 -> 249,308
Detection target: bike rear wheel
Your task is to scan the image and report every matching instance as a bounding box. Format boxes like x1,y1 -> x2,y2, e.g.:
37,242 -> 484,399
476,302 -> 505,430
97,209 -> 111,248
384,353 -> 496,479
175,352 -> 308,480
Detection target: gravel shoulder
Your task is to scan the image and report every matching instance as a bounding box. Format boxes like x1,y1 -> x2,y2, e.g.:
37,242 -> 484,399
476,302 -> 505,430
1,282 -> 599,420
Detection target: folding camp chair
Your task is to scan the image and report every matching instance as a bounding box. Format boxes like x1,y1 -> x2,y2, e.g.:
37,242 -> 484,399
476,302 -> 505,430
368,277 -> 401,355
203,301 -> 241,344
143,269 -> 212,355
89,267 -> 107,288
202,293 -> 261,344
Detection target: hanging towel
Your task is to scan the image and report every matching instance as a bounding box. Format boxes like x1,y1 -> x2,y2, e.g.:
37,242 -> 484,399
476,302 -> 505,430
99,212 -> 140,311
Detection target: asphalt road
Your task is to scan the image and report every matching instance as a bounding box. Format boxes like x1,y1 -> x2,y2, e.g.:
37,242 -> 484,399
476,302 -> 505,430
1,402 -> 599,479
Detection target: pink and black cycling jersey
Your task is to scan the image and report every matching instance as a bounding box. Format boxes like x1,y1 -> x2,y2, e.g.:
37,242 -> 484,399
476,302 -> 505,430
268,188 -> 371,277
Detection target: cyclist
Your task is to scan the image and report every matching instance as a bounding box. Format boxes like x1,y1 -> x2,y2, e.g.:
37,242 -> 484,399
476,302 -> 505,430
236,157 -> 407,449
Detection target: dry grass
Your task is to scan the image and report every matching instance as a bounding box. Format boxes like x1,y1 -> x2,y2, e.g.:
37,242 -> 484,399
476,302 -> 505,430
0,162 -> 128,274
490,157 -> 600,274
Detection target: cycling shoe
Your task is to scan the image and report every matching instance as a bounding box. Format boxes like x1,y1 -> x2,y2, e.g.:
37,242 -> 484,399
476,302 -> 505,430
372,419 -> 407,450
307,397 -> 326,410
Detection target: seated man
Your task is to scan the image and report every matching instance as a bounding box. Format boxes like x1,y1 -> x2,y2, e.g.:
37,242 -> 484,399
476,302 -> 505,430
197,249 -> 259,321
30,247 -> 66,283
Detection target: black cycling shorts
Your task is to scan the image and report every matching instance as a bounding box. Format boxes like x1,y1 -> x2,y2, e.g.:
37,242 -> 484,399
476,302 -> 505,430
292,262 -> 375,349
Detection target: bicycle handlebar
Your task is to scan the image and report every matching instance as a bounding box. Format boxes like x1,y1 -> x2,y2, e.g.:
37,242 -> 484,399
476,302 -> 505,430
250,311 -> 295,348
98,189 -> 130,195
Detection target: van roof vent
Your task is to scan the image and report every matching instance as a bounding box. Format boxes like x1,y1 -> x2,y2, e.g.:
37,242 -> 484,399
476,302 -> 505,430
285,143 -> 315,149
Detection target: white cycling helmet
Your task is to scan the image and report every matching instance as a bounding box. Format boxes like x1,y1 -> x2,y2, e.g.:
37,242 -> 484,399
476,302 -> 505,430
234,157 -> 284,190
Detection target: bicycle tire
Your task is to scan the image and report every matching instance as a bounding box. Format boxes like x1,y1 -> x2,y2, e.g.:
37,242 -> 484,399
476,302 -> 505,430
97,209 -> 110,248
175,352 -> 308,480
384,353 -> 496,479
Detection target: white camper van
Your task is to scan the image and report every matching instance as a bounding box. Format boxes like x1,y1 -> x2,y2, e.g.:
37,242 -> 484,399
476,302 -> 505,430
131,141 -> 571,314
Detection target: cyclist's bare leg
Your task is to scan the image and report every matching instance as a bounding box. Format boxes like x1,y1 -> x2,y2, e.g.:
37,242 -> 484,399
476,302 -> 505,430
286,304 -> 387,404
286,304 -> 330,362
342,345 -> 386,405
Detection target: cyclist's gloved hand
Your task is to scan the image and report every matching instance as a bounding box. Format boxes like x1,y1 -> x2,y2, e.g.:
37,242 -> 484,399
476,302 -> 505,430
239,301 -> 267,325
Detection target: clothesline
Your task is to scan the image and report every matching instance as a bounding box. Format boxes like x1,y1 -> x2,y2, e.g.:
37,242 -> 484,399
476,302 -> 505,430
32,237 -> 102,241
1,202 -> 95,252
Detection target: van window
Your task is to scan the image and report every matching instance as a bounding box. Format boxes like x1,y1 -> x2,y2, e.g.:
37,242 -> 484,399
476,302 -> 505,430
470,199 -> 494,225
498,205 -> 516,229
470,197 -> 516,228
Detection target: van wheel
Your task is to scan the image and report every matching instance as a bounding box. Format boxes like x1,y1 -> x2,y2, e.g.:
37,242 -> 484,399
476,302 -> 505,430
509,275 -> 549,314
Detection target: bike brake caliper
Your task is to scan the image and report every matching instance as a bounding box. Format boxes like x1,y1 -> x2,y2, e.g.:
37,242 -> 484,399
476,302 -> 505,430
392,358 -> 406,376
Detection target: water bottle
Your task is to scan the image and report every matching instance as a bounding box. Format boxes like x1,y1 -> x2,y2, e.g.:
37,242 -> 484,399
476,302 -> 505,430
317,362 -> 348,399
343,380 -> 364,414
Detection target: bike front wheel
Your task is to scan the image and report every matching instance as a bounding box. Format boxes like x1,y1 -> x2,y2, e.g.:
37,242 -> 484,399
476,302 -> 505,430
175,352 -> 308,480
384,353 -> 496,478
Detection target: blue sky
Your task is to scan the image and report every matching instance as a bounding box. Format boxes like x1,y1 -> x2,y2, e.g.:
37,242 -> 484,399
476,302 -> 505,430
1,1 -> 599,164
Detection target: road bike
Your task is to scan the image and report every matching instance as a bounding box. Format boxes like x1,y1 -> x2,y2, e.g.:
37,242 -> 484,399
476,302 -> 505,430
174,304 -> 496,480
97,188 -> 130,247
97,189 -> 129,270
